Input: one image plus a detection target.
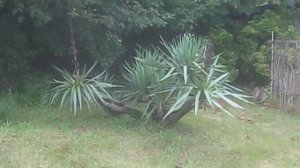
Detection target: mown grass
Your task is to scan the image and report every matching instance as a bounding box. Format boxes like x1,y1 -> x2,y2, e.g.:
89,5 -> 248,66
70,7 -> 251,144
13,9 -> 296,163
0,99 -> 299,168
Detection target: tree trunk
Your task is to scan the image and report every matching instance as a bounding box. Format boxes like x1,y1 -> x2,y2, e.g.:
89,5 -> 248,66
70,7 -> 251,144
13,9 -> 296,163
160,99 -> 194,126
100,98 -> 194,126
100,98 -> 143,119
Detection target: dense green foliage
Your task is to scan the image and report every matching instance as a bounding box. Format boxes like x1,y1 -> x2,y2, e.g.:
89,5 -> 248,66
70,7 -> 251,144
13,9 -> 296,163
1,0 -> 300,90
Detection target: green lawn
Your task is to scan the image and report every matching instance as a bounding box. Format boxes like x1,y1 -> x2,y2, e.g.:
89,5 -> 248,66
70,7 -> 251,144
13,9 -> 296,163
0,103 -> 299,168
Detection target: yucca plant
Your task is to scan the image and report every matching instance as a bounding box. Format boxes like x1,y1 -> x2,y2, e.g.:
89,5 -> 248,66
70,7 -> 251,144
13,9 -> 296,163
117,34 -> 252,125
160,35 -> 252,121
119,49 -> 172,123
202,57 -> 252,117
159,34 -> 208,84
45,63 -> 116,115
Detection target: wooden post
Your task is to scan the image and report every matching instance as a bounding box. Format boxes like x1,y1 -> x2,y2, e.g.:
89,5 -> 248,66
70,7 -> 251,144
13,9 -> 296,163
271,31 -> 274,103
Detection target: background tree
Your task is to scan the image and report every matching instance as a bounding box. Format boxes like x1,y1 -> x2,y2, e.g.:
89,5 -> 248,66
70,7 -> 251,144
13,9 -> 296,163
0,0 -> 299,92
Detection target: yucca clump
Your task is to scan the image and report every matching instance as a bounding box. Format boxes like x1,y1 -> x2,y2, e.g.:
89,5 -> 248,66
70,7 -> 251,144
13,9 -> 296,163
45,63 -> 116,115
108,34 -> 251,125
46,34 -> 251,126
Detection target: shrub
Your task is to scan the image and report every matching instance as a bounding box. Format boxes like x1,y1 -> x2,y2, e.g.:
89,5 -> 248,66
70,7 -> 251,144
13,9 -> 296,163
0,90 -> 17,121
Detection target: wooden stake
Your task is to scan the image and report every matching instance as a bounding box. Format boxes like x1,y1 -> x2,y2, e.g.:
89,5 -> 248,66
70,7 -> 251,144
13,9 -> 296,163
271,31 -> 274,103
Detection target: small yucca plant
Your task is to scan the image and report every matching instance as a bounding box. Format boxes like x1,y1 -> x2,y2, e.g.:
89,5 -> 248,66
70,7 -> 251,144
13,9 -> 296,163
160,34 -> 252,119
45,63 -> 116,115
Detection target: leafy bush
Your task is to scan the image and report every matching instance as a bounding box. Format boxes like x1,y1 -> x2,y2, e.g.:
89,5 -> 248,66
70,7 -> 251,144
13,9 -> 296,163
0,90 -> 17,121
78,30 -> 125,69
16,73 -> 53,105
0,19 -> 37,87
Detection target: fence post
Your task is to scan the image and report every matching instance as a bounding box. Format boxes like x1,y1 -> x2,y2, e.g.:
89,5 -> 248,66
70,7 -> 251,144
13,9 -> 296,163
271,31 -> 274,102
